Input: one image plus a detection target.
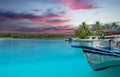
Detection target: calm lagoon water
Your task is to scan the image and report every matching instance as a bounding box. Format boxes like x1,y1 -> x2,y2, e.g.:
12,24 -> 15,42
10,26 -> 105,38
0,38 -> 120,77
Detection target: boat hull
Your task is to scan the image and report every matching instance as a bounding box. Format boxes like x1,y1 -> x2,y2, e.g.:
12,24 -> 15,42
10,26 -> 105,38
84,52 -> 120,71
72,45 -> 120,71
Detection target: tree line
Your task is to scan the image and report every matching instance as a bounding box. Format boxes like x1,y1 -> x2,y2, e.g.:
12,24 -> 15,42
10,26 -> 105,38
74,21 -> 119,38
0,33 -> 73,39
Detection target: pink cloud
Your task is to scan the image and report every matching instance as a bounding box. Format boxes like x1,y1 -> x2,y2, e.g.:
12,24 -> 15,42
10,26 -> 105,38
0,16 -> 10,21
45,19 -> 70,26
40,26 -> 74,34
60,0 -> 98,10
57,29 -> 74,34
31,13 -> 66,22
29,17 -> 44,22
43,29 -> 74,34
13,17 -> 25,20
28,14 -> 64,22
43,14 -> 64,19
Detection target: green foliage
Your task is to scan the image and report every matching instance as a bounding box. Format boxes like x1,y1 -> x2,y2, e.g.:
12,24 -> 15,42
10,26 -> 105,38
111,22 -> 119,29
92,21 -> 101,36
74,21 -> 119,38
94,21 -> 101,30
75,22 -> 91,38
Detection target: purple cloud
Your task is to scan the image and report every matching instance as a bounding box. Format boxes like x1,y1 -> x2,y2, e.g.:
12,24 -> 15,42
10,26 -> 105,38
45,19 -> 70,26
0,9 -> 66,22
0,24 -> 75,34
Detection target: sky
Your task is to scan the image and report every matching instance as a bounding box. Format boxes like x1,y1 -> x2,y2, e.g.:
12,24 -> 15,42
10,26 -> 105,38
0,0 -> 120,34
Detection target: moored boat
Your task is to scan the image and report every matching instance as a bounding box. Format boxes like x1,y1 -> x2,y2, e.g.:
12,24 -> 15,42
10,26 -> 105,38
64,38 -> 72,42
72,38 -> 120,71
72,45 -> 120,71
72,36 -> 99,42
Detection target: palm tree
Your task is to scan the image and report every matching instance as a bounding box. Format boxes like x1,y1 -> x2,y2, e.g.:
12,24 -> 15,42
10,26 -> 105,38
94,21 -> 101,31
75,22 -> 91,38
111,22 -> 119,29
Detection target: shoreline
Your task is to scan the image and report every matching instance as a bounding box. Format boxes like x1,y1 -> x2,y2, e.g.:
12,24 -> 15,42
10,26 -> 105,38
0,33 -> 73,39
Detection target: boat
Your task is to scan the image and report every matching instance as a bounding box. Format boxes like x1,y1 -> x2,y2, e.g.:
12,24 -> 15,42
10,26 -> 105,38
72,36 -> 99,42
71,36 -> 120,71
84,51 -> 120,71
72,43 -> 120,71
64,38 -> 72,42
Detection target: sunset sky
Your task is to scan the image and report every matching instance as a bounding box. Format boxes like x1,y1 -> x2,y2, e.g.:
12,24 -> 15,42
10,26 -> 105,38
0,0 -> 120,34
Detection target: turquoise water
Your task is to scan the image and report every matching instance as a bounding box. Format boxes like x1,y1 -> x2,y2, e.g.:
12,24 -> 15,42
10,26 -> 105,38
0,38 -> 120,77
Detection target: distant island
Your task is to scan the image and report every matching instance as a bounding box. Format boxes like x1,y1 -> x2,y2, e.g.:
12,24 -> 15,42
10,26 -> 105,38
0,33 -> 73,39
